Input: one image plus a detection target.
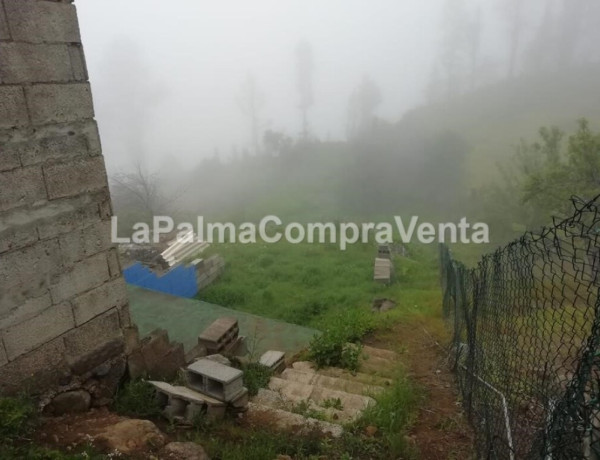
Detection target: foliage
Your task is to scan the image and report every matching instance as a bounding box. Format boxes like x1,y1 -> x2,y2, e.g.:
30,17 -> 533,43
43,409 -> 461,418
321,397 -> 343,411
356,375 -> 420,436
112,379 -> 162,418
0,396 -> 37,442
242,363 -> 273,397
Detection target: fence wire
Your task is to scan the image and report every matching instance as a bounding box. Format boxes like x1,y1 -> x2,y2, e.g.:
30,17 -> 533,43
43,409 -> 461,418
440,195 -> 600,459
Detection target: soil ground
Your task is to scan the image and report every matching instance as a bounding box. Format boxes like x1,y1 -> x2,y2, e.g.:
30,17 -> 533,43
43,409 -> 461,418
366,318 -> 475,460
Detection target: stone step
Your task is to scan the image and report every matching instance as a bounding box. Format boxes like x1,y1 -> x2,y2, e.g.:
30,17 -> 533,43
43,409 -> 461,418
292,361 -> 393,388
280,368 -> 384,396
247,402 -> 343,437
251,387 -> 346,422
358,345 -> 399,378
267,377 -> 375,422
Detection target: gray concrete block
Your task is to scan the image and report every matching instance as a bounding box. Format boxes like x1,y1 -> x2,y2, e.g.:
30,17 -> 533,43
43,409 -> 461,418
26,83 -> 93,125
18,132 -> 88,167
58,220 -> 112,266
2,302 -> 74,360
50,252 -> 110,304
0,292 -> 52,331
4,0 -> 80,43
0,1 -> 10,40
0,240 -> 62,312
72,278 -> 127,326
118,303 -> 131,328
0,86 -> 29,129
68,44 -> 88,81
0,43 -> 72,84
36,194 -> 102,240
0,144 -> 21,172
44,156 -> 107,200
0,166 -> 47,212
106,247 -> 121,277
0,222 -> 38,254
63,309 -> 122,357
0,335 -> 68,395
0,340 -> 8,366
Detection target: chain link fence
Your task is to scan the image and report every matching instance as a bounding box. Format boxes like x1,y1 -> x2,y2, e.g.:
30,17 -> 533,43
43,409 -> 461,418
440,195 -> 600,459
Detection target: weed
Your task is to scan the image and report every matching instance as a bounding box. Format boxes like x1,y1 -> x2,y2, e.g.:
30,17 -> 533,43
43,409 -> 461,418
242,362 -> 273,396
321,397 -> 343,411
111,380 -> 162,418
0,395 -> 37,441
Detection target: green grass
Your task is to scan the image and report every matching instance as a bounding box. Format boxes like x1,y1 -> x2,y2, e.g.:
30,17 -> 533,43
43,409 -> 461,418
197,240 -> 442,329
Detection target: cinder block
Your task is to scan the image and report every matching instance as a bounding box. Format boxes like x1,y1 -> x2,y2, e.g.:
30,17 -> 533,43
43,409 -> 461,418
118,303 -> 131,328
36,195 -> 101,240
0,43 -> 72,84
68,44 -> 88,81
0,292 -> 52,331
50,252 -> 110,304
63,309 -> 122,357
4,0 -> 80,43
0,336 -> 68,395
18,134 -> 88,167
58,220 -> 112,266
0,144 -> 21,172
2,302 -> 74,361
0,220 -> 38,254
71,278 -> 128,326
0,240 -> 62,311
106,248 -> 121,277
44,156 -> 108,200
0,1 -> 10,40
25,83 -> 93,125
0,86 -> 29,129
0,341 -> 8,366
0,166 -> 47,212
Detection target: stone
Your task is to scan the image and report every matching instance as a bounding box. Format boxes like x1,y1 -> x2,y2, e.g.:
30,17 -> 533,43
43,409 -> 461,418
205,354 -> 231,366
371,298 -> 397,313
96,419 -> 166,454
159,442 -> 210,460
45,390 -> 91,415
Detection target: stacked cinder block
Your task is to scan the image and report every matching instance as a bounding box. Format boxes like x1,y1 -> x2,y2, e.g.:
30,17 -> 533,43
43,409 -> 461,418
195,255 -> 225,290
0,0 -> 130,399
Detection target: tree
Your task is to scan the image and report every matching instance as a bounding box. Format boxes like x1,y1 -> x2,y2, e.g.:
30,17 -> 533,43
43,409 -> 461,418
110,161 -> 168,221
263,129 -> 293,156
295,40 -> 314,139
499,0 -> 525,78
236,74 -> 264,155
346,76 -> 382,139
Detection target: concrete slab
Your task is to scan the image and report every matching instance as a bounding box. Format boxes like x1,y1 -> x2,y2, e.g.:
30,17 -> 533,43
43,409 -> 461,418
187,358 -> 242,383
148,381 -> 224,407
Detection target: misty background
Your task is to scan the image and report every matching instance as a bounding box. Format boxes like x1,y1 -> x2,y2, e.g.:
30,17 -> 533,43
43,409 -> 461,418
77,0 -> 600,246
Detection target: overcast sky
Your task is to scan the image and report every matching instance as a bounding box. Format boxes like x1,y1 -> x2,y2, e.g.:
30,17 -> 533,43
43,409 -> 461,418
76,0 -> 453,171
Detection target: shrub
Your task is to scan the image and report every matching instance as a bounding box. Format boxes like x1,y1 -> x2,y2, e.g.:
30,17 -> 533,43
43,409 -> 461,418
0,396 -> 36,442
242,363 -> 273,397
112,380 -> 162,418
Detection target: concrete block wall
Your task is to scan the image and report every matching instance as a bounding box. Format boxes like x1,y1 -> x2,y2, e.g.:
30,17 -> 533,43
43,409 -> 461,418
0,0 -> 131,395
196,255 -> 226,291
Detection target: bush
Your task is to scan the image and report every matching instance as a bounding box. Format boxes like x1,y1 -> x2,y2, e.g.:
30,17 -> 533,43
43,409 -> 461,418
242,363 -> 273,396
0,396 -> 36,442
308,310 -> 375,371
112,380 -> 162,418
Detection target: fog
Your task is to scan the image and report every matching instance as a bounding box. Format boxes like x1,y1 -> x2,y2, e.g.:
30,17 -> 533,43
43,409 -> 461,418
78,0 -> 445,169
78,0 -> 600,241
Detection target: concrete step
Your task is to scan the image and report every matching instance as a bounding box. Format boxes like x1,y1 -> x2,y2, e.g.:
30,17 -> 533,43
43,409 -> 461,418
292,361 -> 393,387
267,377 -> 375,422
247,402 -> 343,437
280,368 -> 384,396
358,345 -> 399,378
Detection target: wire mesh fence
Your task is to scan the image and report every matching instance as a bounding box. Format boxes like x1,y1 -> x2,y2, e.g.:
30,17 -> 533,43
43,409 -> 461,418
440,195 -> 600,459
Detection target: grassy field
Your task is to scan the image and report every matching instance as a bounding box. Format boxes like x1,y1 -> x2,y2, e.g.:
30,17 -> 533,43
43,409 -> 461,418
196,240 -> 443,330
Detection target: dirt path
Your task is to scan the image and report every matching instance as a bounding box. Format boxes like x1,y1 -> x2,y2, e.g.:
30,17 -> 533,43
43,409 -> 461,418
366,319 -> 475,460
